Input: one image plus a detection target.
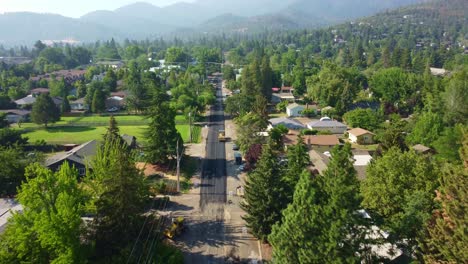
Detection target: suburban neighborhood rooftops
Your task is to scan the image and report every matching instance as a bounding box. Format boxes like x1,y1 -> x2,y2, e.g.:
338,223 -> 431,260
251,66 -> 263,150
348,128 -> 374,137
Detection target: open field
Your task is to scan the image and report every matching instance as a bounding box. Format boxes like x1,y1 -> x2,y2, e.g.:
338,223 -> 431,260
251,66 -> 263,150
21,124 -> 201,145
15,114 -> 202,145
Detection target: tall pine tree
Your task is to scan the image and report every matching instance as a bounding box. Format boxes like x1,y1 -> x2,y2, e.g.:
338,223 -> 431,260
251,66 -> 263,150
146,86 -> 182,164
240,143 -> 287,241
270,143 -> 364,263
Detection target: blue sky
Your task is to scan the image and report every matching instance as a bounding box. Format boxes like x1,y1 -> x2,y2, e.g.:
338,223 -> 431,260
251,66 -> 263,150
0,0 -> 196,18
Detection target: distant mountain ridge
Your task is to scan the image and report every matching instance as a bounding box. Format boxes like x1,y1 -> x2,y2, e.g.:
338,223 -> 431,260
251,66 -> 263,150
0,0 -> 428,45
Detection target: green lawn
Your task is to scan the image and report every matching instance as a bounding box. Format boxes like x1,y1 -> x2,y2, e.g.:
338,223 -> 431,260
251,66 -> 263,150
22,124 -> 200,145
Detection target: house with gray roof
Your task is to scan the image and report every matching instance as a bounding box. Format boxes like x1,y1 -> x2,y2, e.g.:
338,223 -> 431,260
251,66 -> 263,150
268,117 -> 305,131
45,140 -> 97,176
307,119 -> 347,134
14,95 -> 36,107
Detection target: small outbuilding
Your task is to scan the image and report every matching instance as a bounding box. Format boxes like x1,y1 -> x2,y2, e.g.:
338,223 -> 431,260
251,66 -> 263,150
286,103 -> 305,117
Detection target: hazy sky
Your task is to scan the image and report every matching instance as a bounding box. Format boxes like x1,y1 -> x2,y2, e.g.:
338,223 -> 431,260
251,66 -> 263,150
0,0 -> 196,18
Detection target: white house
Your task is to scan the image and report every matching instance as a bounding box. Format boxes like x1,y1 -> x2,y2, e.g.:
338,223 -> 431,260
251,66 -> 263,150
286,103 -> 305,117
307,118 -> 347,134
70,98 -> 88,111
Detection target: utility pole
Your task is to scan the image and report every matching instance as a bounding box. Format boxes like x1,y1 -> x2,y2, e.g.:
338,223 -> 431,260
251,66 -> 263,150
189,111 -> 192,143
176,138 -> 184,193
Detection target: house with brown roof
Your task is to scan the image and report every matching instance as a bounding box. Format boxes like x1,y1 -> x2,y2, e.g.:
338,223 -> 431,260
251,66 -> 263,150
412,144 -> 435,155
30,88 -> 49,95
348,128 -> 375,145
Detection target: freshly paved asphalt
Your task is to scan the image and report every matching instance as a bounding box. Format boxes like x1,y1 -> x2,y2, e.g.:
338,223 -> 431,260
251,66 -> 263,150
181,78 -> 229,264
200,88 -> 227,208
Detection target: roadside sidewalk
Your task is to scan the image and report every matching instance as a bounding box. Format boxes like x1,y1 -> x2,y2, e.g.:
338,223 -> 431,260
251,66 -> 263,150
223,117 -> 263,263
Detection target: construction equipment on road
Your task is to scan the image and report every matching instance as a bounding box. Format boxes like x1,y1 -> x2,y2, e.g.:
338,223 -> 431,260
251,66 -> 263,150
164,216 -> 185,239
218,129 -> 226,142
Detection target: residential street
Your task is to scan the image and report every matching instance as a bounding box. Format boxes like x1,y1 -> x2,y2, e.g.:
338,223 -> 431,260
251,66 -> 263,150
167,77 -> 262,263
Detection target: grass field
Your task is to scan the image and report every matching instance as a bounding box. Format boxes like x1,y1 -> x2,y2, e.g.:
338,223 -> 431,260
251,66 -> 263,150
21,124 -> 201,145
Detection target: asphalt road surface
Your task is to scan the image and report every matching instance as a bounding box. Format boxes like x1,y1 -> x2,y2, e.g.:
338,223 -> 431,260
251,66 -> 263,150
182,78 -> 228,264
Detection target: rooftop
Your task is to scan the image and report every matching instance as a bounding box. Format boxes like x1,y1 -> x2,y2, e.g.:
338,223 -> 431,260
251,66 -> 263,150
308,120 -> 347,128
348,128 -> 374,137
269,117 -> 305,130
45,140 -> 97,167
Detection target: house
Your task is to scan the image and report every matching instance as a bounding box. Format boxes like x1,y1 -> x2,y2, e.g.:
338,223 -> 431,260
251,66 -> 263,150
70,98 -> 88,111
281,86 -> 294,93
92,73 -> 106,81
268,117 -> 305,131
430,67 -> 449,77
30,88 -> 49,95
307,119 -> 347,134
14,95 -> 36,107
412,144 -> 434,155
122,134 -> 138,149
271,93 -> 296,104
348,128 -> 375,145
305,135 -> 340,148
96,61 -> 124,69
111,90 -> 129,98
45,140 -> 98,176
0,198 -> 23,233
15,95 -> 62,108
105,96 -> 125,109
286,103 -> 305,117
0,109 -> 30,123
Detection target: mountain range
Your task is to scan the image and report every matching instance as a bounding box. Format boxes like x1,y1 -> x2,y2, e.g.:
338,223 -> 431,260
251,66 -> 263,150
0,0 -> 427,46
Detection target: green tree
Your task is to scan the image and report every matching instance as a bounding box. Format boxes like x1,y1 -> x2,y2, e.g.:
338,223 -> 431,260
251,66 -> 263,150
87,140 -> 148,259
165,47 -> 187,63
376,115 -> 408,152
74,80 -> 87,98
31,93 -> 60,127
222,65 -> 236,81
241,143 -> 286,241
370,67 -> 418,109
103,70 -> 117,92
0,112 -> 8,128
406,111 -> 444,147
146,87 -> 183,164
423,160 -> 468,263
283,136 -> 310,202
0,163 -> 88,263
235,112 -> 268,152
103,115 -> 124,145
91,88 -> 106,113
443,68 -> 468,125
61,96 -> 71,113
433,124 -> 466,162
270,144 -> 363,263
0,147 -> 26,195
343,108 -> 382,131
361,148 -> 439,251
49,77 -> 67,97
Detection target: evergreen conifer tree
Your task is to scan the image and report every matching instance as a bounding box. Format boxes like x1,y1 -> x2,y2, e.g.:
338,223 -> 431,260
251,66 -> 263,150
146,87 -> 182,164
240,143 -> 287,241
270,143 -> 364,263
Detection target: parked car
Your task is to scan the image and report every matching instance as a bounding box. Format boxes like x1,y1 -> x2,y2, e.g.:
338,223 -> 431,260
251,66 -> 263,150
232,143 -> 239,151
107,107 -> 119,112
